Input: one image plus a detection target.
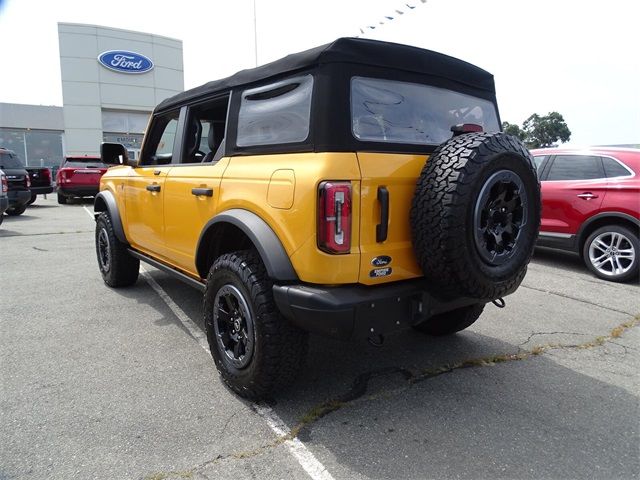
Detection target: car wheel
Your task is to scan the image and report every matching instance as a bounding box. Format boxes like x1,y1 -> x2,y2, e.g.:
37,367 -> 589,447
27,194 -> 37,205
0,213 -> 4,226
57,192 -> 67,204
95,212 -> 139,287
411,132 -> 541,299
413,303 -> 485,336
583,225 -> 639,282
6,205 -> 27,216
204,250 -> 308,400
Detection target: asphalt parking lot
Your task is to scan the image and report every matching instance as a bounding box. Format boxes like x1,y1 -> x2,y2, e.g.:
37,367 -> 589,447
1,197 -> 639,480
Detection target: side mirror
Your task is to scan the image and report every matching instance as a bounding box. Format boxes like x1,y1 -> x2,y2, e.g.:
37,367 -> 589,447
101,143 -> 134,166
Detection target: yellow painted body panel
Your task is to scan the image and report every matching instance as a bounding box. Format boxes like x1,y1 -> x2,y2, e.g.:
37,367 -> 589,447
162,159 -> 230,272
100,151 -> 429,286
356,153 -> 428,285
218,153 -> 362,284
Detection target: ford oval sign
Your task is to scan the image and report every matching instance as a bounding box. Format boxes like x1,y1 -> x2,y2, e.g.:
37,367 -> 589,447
98,50 -> 154,74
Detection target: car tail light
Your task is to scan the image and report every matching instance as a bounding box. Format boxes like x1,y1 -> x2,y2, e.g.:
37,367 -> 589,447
25,174 -> 31,188
318,181 -> 352,254
43,168 -> 52,184
1,175 -> 7,193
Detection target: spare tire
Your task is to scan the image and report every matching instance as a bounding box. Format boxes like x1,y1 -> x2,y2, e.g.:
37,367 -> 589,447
410,132 -> 540,300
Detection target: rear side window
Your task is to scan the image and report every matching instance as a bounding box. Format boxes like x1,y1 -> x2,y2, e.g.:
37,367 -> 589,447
351,77 -> 500,145
546,155 -> 604,181
237,75 -> 313,147
0,152 -> 25,169
602,157 -> 632,178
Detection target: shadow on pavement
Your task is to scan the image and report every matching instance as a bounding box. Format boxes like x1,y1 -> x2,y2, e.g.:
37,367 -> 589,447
113,269 -> 639,480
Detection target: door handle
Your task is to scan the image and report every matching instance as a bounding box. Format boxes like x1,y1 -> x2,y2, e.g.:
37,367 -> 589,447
153,170 -> 162,176
376,186 -> 389,243
146,184 -> 161,192
191,187 -> 213,197
577,192 -> 598,200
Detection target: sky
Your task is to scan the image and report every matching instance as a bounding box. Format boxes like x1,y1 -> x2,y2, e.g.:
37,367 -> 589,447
0,0 -> 638,146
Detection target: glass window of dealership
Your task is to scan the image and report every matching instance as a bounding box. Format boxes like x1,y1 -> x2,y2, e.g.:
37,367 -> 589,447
0,23 -> 184,166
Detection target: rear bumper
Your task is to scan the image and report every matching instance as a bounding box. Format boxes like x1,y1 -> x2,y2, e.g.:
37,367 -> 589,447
8,190 -> 31,209
30,185 -> 54,195
273,280 -> 483,340
58,185 -> 99,197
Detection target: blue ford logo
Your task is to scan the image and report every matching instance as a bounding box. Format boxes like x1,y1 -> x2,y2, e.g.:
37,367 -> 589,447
98,50 -> 154,74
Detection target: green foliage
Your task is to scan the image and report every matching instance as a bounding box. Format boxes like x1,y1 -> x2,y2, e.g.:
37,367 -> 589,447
503,112 -> 571,148
502,122 -> 526,141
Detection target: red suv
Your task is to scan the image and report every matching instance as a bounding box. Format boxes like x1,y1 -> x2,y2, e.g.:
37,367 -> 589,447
56,156 -> 108,204
532,147 -> 639,282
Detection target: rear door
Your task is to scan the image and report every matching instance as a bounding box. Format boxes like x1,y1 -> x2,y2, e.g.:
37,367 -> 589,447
540,154 -> 606,235
163,95 -> 231,274
357,153 -> 425,285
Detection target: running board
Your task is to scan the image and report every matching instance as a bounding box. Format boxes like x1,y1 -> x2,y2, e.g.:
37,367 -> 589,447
127,249 -> 206,292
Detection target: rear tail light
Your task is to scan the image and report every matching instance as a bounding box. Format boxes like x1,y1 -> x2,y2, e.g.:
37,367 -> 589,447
1,175 -> 7,193
25,174 -> 31,188
318,181 -> 352,254
43,168 -> 52,184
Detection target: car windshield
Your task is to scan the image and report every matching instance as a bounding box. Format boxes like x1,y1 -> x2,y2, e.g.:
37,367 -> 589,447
0,151 -> 26,169
351,77 -> 500,145
63,158 -> 107,168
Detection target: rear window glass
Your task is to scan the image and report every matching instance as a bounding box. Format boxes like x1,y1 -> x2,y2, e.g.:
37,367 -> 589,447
237,75 -> 313,147
533,155 -> 547,173
547,155 -> 604,181
0,151 -> 25,169
351,77 -> 500,145
602,157 -> 632,178
64,158 -> 107,168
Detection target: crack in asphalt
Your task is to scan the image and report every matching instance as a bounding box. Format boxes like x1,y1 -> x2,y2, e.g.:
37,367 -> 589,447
143,314 -> 640,480
520,283 -> 638,316
517,330 -> 590,348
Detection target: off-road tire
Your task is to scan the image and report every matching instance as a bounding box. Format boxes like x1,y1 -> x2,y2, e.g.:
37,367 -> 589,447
95,212 -> 139,287
6,205 -> 27,216
582,225 -> 639,283
57,192 -> 67,204
413,303 -> 485,336
204,250 -> 308,400
27,194 -> 37,205
411,132 -> 540,299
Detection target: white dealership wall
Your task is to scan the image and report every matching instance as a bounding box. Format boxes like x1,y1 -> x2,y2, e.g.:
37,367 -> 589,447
58,22 -> 184,156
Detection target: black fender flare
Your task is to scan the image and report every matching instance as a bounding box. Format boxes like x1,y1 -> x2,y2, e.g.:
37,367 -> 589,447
196,209 -> 298,282
94,190 -> 128,245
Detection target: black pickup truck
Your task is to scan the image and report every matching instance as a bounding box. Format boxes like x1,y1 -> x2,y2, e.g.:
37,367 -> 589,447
25,166 -> 54,204
0,148 -> 32,216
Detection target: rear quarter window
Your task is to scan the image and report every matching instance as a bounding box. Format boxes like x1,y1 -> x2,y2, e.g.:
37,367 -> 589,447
236,75 -> 313,147
602,157 -> 633,178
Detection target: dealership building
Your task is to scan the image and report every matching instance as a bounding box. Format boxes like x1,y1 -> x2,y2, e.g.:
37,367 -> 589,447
0,22 -> 184,167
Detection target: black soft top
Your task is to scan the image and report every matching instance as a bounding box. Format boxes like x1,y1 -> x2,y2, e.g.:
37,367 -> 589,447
157,37 -> 495,112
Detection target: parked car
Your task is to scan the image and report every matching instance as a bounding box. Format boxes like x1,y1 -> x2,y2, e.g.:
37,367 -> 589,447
56,156 -> 108,204
0,169 -> 8,226
0,148 -> 31,216
532,147 -> 639,282
94,38 -> 541,399
26,167 -> 54,204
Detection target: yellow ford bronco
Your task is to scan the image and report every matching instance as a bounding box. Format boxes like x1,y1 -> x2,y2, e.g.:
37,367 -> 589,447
94,38 -> 540,399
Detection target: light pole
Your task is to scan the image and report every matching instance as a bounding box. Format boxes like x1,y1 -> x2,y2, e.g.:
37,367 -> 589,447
253,0 -> 258,67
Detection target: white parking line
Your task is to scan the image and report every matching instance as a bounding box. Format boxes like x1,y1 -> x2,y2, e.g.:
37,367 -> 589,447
82,206 -> 94,220
140,267 -> 335,480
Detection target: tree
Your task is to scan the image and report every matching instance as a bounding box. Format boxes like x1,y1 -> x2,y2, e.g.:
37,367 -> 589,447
503,112 -> 571,148
501,121 -> 526,141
